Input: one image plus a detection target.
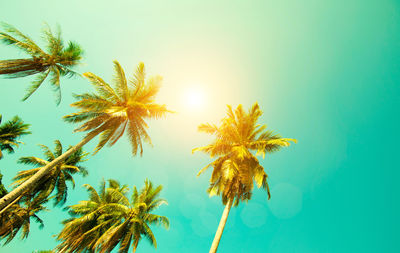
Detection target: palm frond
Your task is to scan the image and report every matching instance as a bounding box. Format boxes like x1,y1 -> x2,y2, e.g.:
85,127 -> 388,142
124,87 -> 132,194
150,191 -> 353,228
0,22 -> 44,56
49,66 -> 61,105
22,70 -> 51,101
113,61 -> 128,101
83,72 -> 119,102
42,23 -> 63,55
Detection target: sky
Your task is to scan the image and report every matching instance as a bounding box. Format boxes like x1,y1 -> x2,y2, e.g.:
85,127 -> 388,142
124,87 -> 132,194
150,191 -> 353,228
0,0 -> 399,252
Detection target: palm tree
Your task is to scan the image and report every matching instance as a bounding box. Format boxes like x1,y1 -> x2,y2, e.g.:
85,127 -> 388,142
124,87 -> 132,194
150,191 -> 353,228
193,103 -> 296,253
56,179 -> 129,253
0,114 -> 31,159
0,61 -> 169,212
0,22 -> 83,104
56,179 -> 169,253
11,140 -> 88,206
0,198 -> 47,245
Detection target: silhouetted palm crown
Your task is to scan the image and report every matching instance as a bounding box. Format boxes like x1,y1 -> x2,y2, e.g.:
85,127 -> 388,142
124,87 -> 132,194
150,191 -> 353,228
193,103 -> 296,205
0,115 -> 30,159
12,140 -> 88,206
64,61 -> 169,155
0,23 -> 83,103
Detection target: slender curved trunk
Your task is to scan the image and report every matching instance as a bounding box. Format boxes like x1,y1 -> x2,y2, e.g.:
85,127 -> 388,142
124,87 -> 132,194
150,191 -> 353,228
0,194 -> 22,216
209,197 -> 233,253
0,132 -> 97,211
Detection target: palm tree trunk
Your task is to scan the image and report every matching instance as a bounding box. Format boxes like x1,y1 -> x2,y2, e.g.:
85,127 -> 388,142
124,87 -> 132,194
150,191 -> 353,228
0,132 -> 98,212
0,194 -> 22,216
209,197 -> 233,253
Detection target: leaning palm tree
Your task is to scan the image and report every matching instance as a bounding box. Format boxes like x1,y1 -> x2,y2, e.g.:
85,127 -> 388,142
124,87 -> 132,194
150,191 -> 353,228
0,114 -> 31,159
56,179 -> 169,253
0,197 -> 47,245
193,103 -> 296,253
0,22 -> 83,104
11,140 -> 88,206
0,61 -> 169,212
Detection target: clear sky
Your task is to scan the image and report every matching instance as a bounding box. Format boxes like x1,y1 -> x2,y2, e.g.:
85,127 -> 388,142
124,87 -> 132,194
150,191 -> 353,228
0,0 -> 399,252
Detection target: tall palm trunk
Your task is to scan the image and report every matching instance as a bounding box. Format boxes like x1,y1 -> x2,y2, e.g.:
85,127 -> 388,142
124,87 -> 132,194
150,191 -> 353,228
209,197 -> 233,253
0,58 -> 47,77
0,131 -> 98,212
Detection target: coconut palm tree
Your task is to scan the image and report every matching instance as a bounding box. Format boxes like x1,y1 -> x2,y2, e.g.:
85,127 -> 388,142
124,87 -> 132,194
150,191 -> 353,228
0,114 -> 31,160
56,179 -> 169,253
56,179 -> 127,252
193,103 -> 296,253
11,140 -> 88,206
0,22 -> 83,104
0,61 -> 169,212
0,197 -> 47,245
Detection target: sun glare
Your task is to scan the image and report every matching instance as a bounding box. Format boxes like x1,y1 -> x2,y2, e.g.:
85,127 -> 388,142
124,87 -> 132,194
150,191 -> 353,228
183,86 -> 206,109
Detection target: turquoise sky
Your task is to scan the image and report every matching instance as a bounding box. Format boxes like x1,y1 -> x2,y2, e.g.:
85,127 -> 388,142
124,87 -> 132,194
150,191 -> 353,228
0,0 -> 399,252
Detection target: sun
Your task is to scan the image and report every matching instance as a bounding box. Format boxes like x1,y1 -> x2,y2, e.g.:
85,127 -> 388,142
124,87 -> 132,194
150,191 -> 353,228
183,85 -> 206,109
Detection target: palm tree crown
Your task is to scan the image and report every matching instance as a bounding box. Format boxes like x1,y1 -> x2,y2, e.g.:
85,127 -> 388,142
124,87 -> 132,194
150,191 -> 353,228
64,61 -> 170,156
0,198 -> 47,245
0,114 -> 31,159
0,23 -> 83,104
12,140 -> 88,206
193,102 -> 297,205
56,179 -> 169,253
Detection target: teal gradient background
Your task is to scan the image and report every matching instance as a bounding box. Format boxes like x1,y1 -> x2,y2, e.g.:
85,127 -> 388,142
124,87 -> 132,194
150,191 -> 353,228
0,0 -> 399,252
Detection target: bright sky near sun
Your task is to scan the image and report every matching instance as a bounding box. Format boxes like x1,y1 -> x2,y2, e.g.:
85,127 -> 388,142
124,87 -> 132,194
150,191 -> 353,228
183,85 -> 206,109
0,0 -> 399,253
